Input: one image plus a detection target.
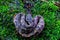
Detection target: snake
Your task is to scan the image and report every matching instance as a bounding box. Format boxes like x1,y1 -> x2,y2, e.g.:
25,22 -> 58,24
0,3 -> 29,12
13,0 -> 45,37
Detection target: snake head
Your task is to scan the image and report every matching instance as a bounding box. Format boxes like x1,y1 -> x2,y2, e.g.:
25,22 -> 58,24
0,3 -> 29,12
13,13 -> 44,37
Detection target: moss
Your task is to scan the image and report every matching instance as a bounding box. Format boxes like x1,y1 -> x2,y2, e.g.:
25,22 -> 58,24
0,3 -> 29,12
0,0 -> 60,40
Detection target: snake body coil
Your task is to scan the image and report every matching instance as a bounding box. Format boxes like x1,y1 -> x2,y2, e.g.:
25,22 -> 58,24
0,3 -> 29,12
13,0 -> 45,37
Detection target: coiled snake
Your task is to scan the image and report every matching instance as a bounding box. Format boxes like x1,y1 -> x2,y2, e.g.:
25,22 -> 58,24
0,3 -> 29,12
13,0 -> 45,37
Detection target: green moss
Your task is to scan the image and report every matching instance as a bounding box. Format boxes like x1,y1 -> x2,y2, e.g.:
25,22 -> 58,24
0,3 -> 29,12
49,2 -> 59,11
0,0 -> 60,40
0,6 -> 9,13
